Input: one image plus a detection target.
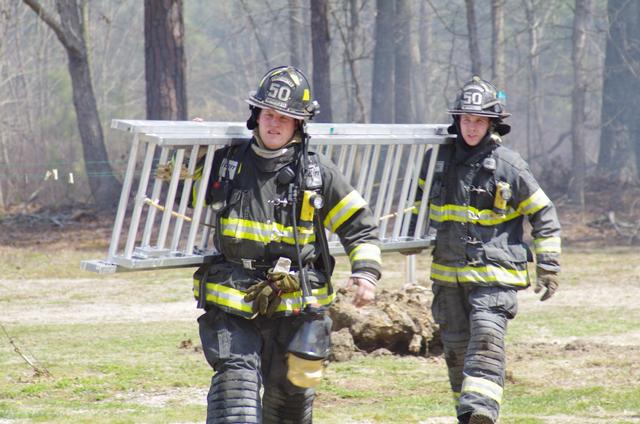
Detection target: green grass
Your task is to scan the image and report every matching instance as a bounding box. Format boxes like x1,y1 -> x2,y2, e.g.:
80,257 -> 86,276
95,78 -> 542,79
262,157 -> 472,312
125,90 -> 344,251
0,246 -> 639,423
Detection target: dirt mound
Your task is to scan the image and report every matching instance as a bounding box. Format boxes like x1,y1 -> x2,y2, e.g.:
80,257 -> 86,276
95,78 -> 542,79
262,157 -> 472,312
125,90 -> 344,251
328,285 -> 440,361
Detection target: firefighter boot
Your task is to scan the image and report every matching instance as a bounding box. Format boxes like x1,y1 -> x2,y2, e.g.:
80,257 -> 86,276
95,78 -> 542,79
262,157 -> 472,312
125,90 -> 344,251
469,412 -> 494,424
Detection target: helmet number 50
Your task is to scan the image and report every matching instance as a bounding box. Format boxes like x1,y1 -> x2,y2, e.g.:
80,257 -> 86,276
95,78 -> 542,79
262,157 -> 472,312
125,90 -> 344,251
463,92 -> 483,106
267,83 -> 292,102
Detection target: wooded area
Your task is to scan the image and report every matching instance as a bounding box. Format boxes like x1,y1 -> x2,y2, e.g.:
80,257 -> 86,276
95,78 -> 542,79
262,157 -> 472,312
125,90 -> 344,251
2,0 -> 638,210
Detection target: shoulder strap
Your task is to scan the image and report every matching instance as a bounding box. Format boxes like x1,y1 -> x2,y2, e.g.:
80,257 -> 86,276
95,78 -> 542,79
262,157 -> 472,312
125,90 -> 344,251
303,152 -> 323,191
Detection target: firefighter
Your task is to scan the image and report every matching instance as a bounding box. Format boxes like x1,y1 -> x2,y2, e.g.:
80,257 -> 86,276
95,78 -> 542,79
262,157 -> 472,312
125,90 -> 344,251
416,76 -> 561,424
194,66 -> 381,423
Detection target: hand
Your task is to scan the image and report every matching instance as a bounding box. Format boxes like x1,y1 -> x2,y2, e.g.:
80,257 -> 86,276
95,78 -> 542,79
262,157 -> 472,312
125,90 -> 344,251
155,163 -> 190,181
345,277 -> 375,308
244,281 -> 281,317
534,268 -> 559,301
400,248 -> 423,256
155,164 -> 174,181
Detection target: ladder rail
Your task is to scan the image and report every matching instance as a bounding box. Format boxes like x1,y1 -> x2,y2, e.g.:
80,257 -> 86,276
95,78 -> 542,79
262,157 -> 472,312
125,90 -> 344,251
82,120 -> 452,274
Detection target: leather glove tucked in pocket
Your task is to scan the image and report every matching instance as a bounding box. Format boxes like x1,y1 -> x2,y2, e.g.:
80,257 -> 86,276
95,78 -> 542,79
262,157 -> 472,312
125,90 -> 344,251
534,267 -> 559,301
244,280 -> 281,317
267,270 -> 300,293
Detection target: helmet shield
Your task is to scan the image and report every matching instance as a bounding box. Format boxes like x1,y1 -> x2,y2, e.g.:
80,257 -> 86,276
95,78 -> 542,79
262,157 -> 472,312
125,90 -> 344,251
448,76 -> 511,119
245,66 -> 318,120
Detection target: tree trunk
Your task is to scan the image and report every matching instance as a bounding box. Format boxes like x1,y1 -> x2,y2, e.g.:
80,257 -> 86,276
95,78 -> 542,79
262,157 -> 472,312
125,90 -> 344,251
370,0 -> 394,123
289,0 -> 303,69
23,0 -> 121,208
310,0 -> 332,122
491,0 -> 505,89
144,0 -> 187,120
465,0 -> 482,76
598,0 -> 640,182
569,0 -> 592,206
394,0 -> 411,124
413,1 -> 432,122
523,0 -> 551,163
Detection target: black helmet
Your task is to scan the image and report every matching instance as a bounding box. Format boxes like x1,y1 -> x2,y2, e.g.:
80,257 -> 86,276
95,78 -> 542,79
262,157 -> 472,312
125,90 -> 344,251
245,66 -> 319,120
448,76 -> 510,119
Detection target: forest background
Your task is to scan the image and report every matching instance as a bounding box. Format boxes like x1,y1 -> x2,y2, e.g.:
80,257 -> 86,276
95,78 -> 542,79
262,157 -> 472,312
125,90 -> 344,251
2,0 -> 639,214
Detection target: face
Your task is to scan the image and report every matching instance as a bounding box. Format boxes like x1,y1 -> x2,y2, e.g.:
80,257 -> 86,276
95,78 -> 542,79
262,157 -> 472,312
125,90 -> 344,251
459,114 -> 491,146
257,108 -> 297,150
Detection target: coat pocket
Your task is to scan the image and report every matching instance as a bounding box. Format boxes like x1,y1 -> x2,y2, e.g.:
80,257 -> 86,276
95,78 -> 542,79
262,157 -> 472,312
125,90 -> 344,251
484,244 -> 527,264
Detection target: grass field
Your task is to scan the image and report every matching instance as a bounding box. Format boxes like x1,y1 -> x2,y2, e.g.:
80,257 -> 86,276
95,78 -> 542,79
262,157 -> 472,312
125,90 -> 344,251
1,243 -> 639,423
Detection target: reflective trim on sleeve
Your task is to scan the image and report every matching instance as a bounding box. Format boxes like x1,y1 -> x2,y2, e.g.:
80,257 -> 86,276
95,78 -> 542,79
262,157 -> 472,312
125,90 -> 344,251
429,204 -> 521,226
324,190 -> 368,233
431,262 -> 528,286
517,188 -> 551,215
418,177 -> 425,188
534,236 -> 561,254
220,217 -> 316,245
348,243 -> 382,265
193,281 -> 335,316
461,375 -> 503,405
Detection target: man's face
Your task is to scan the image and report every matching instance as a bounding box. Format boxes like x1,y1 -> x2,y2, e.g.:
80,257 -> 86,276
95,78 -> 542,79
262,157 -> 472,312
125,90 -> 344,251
257,108 -> 297,150
459,114 -> 491,146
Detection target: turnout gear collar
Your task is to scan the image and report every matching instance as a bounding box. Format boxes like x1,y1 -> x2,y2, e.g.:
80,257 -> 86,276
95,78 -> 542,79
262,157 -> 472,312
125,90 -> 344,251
250,131 -> 301,173
449,76 -> 510,119
245,66 -> 320,120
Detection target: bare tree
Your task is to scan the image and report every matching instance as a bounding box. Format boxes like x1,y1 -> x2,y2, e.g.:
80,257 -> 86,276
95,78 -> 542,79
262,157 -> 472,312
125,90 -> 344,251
415,0 -> 433,122
310,0 -> 332,122
394,0 -> 411,124
465,0 -> 482,76
370,0 -> 394,123
598,0 -> 640,182
569,0 -> 592,206
23,0 -> 121,208
491,0 -> 505,89
144,0 -> 187,120
522,0 -> 553,162
331,0 -> 366,122
289,0 -> 303,69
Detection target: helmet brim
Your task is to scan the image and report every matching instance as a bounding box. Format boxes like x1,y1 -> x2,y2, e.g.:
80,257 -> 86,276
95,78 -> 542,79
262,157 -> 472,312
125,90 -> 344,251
448,109 -> 511,119
244,96 -> 312,120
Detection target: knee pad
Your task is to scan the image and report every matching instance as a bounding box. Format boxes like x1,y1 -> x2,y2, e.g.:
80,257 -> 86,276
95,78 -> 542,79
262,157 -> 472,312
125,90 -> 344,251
206,370 -> 260,423
263,385 -> 314,424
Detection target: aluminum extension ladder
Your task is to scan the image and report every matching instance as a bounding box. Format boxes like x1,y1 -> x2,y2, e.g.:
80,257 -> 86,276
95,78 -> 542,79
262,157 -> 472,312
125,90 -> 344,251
81,120 -> 452,282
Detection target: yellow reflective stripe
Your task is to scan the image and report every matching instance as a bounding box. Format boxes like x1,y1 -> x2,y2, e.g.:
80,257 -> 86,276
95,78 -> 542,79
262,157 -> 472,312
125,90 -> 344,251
461,375 -> 503,404
517,188 -> 550,215
418,177 -> 425,188
220,217 -> 316,245
324,190 -> 367,232
429,204 -> 520,226
534,236 -> 561,254
348,243 -> 382,265
194,280 -> 335,313
193,281 -> 254,313
431,263 -> 528,286
452,391 -> 461,407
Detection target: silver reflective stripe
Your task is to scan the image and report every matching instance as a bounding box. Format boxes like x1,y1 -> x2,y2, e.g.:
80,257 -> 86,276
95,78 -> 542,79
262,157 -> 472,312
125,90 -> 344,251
517,188 -> 550,215
324,190 -> 367,232
431,262 -> 528,286
461,374 -> 503,404
534,236 -> 561,254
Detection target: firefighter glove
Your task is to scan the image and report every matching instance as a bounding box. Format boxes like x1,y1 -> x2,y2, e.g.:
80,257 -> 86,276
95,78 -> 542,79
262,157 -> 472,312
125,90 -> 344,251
155,163 -> 190,181
267,270 -> 300,293
534,267 -> 559,301
244,281 -> 281,317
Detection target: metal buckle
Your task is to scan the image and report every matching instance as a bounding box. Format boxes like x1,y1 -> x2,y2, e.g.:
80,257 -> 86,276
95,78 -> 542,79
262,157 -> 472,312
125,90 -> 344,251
241,259 -> 255,270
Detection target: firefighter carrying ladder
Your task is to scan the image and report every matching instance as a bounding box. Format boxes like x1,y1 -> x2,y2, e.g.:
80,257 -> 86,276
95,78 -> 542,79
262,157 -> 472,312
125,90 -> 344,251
81,119 -> 452,283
